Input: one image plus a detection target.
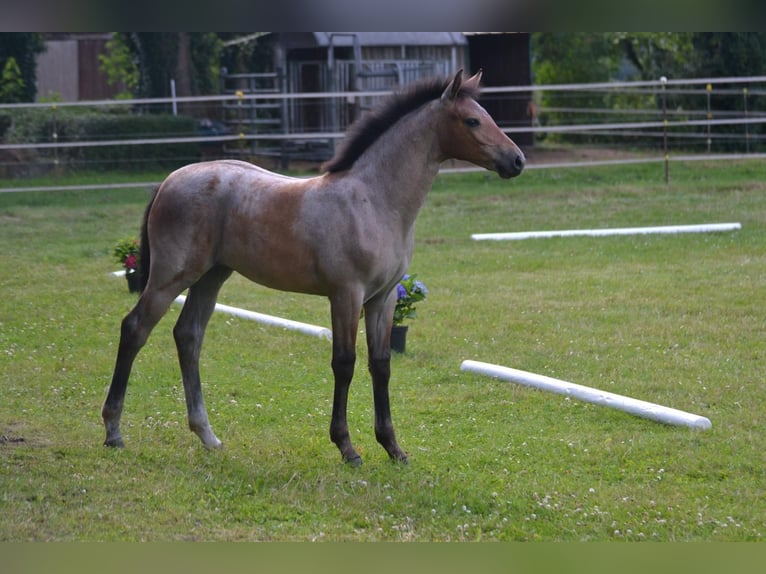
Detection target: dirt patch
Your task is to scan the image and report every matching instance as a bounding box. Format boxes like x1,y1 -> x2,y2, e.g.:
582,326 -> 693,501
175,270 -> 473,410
0,435 -> 26,445
0,423 -> 42,447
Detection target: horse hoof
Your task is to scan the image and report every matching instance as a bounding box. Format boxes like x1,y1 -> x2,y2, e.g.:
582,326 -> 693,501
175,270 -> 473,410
104,437 -> 125,448
194,427 -> 222,449
344,454 -> 363,467
203,438 -> 223,450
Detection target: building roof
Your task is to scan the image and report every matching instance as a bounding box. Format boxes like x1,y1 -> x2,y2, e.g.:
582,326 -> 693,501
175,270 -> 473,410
279,32 -> 467,50
314,32 -> 466,47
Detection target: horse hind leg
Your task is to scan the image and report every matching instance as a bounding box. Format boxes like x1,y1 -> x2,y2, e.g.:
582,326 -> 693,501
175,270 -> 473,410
102,289 -> 178,447
173,266 -> 232,449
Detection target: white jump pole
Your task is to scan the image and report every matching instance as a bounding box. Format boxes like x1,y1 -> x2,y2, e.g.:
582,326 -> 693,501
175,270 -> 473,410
174,295 -> 332,341
110,271 -> 331,340
460,360 -> 712,430
471,222 -> 741,241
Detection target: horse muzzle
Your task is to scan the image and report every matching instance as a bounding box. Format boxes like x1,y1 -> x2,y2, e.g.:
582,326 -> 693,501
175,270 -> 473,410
495,150 -> 526,179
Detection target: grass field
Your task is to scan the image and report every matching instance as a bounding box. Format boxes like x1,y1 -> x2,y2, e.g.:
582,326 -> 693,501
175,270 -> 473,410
1,159 -> 764,541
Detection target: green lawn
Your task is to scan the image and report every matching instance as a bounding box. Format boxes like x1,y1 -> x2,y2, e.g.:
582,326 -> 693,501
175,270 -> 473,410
1,160 -> 764,541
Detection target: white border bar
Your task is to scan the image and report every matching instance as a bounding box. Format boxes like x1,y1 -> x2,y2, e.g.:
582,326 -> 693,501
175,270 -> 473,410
110,272 -> 332,340
471,222 -> 741,241
174,295 -> 332,341
460,360 -> 712,430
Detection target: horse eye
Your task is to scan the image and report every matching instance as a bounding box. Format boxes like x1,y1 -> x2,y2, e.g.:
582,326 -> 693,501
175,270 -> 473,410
464,118 -> 480,128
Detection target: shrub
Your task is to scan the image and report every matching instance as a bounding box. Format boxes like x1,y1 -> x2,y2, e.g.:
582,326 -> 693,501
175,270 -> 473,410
3,106 -> 201,171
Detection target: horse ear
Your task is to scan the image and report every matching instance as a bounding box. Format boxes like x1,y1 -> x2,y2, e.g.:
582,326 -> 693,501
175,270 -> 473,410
464,69 -> 483,91
441,69 -> 464,101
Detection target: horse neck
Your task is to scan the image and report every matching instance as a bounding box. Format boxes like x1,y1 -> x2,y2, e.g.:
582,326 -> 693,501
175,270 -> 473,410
351,103 -> 442,228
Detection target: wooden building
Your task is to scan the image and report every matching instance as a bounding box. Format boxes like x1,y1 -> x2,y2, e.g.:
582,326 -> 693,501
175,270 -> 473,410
35,33 -> 121,101
274,32 -> 469,135
33,33 -> 532,164
221,33 -> 532,161
465,33 -> 533,147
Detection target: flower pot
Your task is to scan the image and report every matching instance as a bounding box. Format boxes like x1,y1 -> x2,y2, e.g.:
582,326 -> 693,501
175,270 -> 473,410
125,271 -> 140,293
390,325 -> 409,353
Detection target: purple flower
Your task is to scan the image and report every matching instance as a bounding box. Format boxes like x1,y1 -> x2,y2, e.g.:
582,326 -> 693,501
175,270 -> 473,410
393,272 -> 427,326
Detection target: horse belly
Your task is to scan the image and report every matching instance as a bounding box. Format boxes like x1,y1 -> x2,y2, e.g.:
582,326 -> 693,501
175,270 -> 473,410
220,210 -> 326,296
231,249 -> 325,295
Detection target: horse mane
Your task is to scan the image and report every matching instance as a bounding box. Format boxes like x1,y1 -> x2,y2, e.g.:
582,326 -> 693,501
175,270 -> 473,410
321,76 -> 480,174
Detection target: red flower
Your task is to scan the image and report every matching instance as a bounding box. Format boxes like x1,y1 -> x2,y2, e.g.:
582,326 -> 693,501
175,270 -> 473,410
124,254 -> 137,270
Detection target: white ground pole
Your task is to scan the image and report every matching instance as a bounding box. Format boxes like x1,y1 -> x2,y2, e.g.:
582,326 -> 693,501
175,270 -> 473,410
460,360 -> 712,430
110,271 -> 332,340
471,222 -> 741,241
174,295 -> 332,341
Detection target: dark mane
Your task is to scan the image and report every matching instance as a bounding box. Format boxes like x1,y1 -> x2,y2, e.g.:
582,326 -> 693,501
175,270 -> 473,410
322,76 -> 478,173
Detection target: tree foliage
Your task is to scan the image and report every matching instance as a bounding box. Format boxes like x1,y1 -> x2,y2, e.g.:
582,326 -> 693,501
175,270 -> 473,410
532,34 -> 621,134
98,34 -> 139,99
610,33 -> 696,81
218,33 -> 273,75
532,33 -> 735,86
0,57 -> 25,103
0,33 -> 45,102
531,33 -> 766,151
100,33 -> 222,99
690,33 -> 766,77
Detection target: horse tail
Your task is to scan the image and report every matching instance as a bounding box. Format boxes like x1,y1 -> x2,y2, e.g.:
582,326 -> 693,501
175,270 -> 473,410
138,185 -> 160,294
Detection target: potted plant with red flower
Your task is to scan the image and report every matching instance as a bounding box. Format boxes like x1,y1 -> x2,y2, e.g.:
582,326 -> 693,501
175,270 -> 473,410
113,237 -> 140,292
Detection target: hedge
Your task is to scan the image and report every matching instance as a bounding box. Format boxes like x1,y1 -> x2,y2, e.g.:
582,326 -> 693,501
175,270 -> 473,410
1,106 -> 201,171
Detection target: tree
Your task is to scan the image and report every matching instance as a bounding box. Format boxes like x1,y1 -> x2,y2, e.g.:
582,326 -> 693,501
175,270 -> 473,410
98,34 -> 139,99
691,33 -> 766,78
531,33 -> 622,142
113,33 -> 222,99
0,57 -> 24,103
0,33 -> 45,102
611,33 -> 696,81
533,33 -> 765,85
218,33 -> 273,75
688,33 -> 766,151
531,33 -> 766,151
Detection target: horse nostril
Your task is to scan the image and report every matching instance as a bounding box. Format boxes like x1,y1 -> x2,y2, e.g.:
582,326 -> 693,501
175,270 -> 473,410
496,150 -> 526,179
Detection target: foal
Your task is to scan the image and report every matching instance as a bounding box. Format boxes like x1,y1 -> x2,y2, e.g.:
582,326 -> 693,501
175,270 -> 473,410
102,70 -> 525,464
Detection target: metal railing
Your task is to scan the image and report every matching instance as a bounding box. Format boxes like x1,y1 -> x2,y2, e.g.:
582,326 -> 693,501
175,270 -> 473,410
1,74 -> 765,187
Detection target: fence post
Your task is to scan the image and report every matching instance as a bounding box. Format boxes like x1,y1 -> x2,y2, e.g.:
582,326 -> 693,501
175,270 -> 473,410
51,103 -> 60,179
170,79 -> 177,116
236,89 -> 245,154
660,76 -> 669,183
706,83 -> 712,153
743,87 -> 750,154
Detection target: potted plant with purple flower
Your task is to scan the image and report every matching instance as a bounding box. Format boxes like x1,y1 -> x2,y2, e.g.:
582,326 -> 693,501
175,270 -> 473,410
391,273 -> 427,353
113,237 -> 140,292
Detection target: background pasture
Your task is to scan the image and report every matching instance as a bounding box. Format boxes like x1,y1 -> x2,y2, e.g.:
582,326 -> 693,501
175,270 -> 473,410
1,158 -> 764,541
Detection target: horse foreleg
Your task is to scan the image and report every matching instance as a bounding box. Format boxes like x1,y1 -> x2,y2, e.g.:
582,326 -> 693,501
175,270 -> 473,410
102,292 -> 176,447
365,294 -> 408,463
329,294 -> 363,465
369,357 -> 407,463
173,266 -> 232,449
